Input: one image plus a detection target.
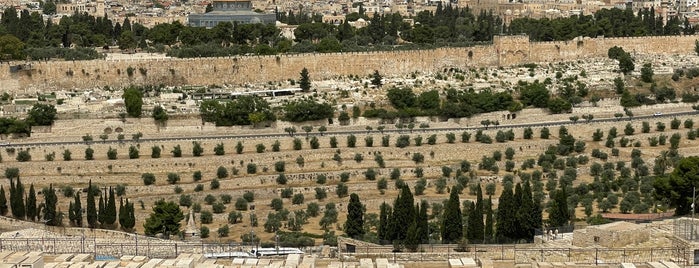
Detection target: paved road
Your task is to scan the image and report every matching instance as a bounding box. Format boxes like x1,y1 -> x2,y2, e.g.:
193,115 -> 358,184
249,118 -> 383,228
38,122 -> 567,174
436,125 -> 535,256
2,111 -> 697,148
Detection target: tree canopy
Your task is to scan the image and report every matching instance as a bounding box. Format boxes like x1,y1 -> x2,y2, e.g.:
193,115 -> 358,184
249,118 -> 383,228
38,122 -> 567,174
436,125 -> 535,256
143,199 -> 184,237
200,95 -> 276,126
654,156 -> 699,216
26,103 -> 57,126
123,86 -> 143,118
344,193 -> 364,239
282,99 -> 334,122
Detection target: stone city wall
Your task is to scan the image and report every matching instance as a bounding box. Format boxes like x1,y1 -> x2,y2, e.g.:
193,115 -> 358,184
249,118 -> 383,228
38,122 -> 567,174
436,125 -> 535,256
1,35 -> 698,93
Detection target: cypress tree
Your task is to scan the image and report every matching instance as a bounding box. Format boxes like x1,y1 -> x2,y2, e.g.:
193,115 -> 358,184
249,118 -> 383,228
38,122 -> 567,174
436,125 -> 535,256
0,186 -> 8,216
484,196 -> 494,243
9,179 -> 14,218
516,181 -> 537,241
86,180 -> 97,228
10,177 -> 25,219
404,203 -> 420,252
98,192 -> 105,227
512,183 -> 524,240
43,184 -> 58,226
441,188 -> 463,243
404,221 -> 419,251
26,184 -> 36,221
125,199 -> 135,230
496,183 -> 516,241
344,193 -> 365,239
467,185 -> 484,243
68,201 -> 75,226
418,200 -> 429,242
104,187 -> 117,228
391,185 -> 415,241
378,202 -> 391,243
548,187 -> 570,227
73,192 -> 82,227
118,197 -> 127,230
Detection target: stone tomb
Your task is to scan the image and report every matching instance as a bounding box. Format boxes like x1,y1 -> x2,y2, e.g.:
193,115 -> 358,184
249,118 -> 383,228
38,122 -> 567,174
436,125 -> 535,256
572,221 -> 650,248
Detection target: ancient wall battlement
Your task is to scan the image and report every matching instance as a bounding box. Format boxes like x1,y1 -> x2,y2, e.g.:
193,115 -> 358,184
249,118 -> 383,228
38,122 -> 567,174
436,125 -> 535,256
0,35 -> 696,93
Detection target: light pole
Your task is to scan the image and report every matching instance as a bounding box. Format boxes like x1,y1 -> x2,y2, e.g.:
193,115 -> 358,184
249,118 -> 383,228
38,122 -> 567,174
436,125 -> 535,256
134,231 -> 138,256
249,207 -> 256,256
275,232 -> 279,256
41,218 -> 50,252
692,187 -> 696,240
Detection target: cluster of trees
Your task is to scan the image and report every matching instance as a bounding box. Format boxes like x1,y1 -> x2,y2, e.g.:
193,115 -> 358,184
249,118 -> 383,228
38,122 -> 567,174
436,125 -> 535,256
284,4 -> 501,53
200,96 -> 334,125
371,81 -> 577,121
76,180 -> 137,230
608,46 -> 635,74
199,95 -> 276,126
0,9 -> 112,59
0,171 -> 137,231
367,182 -> 541,248
517,81 -> 572,114
2,3 -> 694,60
2,169 -> 61,226
366,87 -> 515,120
508,7 -> 693,41
376,185 -> 429,250
282,99 -> 334,122
654,156 -> 699,215
0,2 -> 497,59
0,103 -> 56,136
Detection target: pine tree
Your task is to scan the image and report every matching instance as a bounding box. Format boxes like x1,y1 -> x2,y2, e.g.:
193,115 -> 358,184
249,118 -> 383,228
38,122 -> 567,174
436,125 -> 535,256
42,184 -> 58,226
104,187 -> 117,228
484,196 -> 494,243
26,184 -> 36,221
344,193 -> 365,239
496,183 -> 516,241
441,188 -> 463,243
86,180 -> 97,228
0,186 -> 7,216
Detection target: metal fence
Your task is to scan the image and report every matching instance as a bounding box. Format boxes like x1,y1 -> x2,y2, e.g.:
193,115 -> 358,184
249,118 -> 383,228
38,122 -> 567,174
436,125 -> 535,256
513,247 -> 687,264
340,245 -> 689,265
0,237 -> 689,265
0,237 -> 251,259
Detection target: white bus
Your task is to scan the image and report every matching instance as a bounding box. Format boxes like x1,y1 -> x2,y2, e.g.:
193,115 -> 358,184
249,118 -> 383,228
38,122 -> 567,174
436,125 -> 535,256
250,247 -> 304,257
204,251 -> 254,259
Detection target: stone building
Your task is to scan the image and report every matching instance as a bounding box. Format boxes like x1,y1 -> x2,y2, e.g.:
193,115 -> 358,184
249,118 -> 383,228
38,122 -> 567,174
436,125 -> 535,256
572,221 -> 650,248
187,0 -> 276,28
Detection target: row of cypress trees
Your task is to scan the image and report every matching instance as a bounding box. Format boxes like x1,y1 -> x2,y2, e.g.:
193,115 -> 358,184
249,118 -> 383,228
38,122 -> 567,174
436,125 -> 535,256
0,176 -> 135,231
70,180 -> 136,231
0,175 -> 60,226
371,181 -> 543,247
377,185 -> 429,249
